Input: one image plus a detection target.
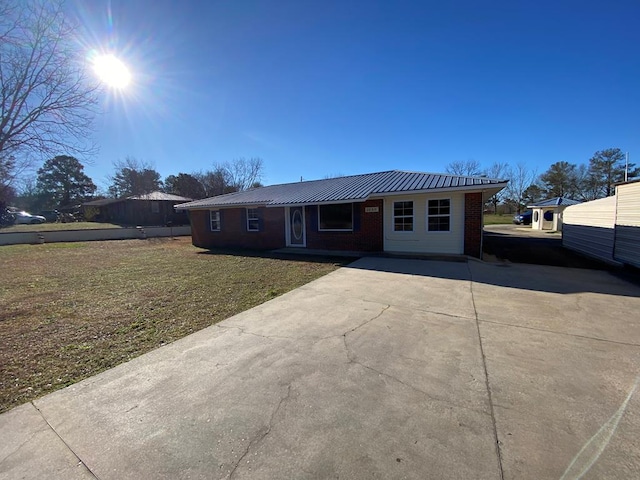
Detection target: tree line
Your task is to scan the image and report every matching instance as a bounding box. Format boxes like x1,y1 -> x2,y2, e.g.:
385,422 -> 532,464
7,156 -> 264,213
446,148 -> 638,213
0,0 -> 265,213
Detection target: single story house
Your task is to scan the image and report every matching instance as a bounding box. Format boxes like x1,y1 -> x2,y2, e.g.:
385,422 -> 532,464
526,197 -> 581,231
175,170 -> 508,258
563,179 -> 640,268
83,191 -> 192,226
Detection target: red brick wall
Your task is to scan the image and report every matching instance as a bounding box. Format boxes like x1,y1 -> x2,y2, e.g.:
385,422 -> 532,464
189,207 -> 286,250
188,200 -> 384,252
305,200 -> 383,252
464,192 -> 483,258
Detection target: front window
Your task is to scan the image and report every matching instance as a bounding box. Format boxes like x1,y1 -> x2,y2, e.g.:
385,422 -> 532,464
247,208 -> 259,231
427,199 -> 450,232
210,210 -> 220,231
151,201 -> 160,213
393,201 -> 413,231
318,204 -> 353,231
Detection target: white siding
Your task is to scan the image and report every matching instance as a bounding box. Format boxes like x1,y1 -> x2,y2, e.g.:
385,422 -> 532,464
562,197 -> 616,264
614,182 -> 640,268
563,196 -> 616,228
382,192 -> 465,254
615,182 -> 640,227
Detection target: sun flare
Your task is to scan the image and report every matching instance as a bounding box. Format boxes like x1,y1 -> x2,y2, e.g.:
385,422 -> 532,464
93,54 -> 131,88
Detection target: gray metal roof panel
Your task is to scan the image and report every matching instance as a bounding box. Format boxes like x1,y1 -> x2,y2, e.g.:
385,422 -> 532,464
528,197 -> 581,207
175,170 -> 508,209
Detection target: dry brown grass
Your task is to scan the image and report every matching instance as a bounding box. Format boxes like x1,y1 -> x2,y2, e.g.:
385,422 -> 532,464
0,238 -> 343,412
1,222 -> 123,233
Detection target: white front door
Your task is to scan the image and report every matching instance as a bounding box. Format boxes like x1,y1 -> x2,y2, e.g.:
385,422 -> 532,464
286,206 -> 306,247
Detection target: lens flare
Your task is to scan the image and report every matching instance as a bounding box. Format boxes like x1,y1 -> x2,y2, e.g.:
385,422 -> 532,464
93,54 -> 131,88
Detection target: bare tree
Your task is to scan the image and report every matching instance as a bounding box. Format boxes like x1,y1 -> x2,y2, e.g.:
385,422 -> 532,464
445,159 -> 482,176
575,164 -> 601,201
193,169 -> 228,197
504,163 -> 537,213
216,157 -> 264,191
483,161 -> 509,214
0,0 -> 99,193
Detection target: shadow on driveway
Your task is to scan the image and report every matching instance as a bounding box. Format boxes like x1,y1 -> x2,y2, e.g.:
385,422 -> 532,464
483,225 -> 610,270
345,256 -> 640,298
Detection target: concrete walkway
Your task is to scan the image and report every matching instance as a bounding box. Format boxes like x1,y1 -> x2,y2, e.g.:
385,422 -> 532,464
2,258 -> 640,479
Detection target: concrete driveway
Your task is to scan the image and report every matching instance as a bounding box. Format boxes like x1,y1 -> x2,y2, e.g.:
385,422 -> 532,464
2,257 -> 640,479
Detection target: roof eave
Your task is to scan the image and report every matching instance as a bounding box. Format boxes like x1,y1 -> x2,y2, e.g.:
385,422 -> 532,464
368,182 -> 509,198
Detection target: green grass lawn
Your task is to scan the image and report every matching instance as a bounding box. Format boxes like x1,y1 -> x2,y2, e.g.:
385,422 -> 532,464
0,238 -> 343,412
484,214 -> 514,225
1,221 -> 123,233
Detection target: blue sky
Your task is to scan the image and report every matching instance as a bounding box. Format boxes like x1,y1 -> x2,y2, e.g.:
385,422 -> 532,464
73,0 -> 639,190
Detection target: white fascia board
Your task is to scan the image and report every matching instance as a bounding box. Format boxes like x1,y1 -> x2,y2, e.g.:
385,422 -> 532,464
368,183 -> 508,199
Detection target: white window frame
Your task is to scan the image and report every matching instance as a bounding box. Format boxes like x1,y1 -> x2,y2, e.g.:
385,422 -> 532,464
393,200 -> 414,232
210,210 -> 221,231
246,208 -> 259,231
317,204 -> 353,232
427,198 -> 451,232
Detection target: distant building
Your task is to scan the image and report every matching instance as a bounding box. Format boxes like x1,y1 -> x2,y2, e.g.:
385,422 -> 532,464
527,197 -> 581,231
83,191 -> 192,226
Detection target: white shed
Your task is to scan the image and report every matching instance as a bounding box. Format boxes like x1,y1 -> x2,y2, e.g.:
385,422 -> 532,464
527,197 -> 581,231
562,196 -> 617,264
613,180 -> 640,268
562,180 -> 640,267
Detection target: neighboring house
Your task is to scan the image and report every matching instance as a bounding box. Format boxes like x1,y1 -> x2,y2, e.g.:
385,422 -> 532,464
563,180 -> 640,268
175,170 -> 508,258
527,197 -> 581,231
83,191 -> 192,226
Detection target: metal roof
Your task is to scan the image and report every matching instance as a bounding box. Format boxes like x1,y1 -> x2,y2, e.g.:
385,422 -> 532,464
84,191 -> 192,206
176,170 -> 508,210
129,191 -> 192,201
527,197 -> 581,208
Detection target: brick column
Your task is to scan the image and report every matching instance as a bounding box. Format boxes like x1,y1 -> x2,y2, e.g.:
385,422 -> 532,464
464,192 -> 483,258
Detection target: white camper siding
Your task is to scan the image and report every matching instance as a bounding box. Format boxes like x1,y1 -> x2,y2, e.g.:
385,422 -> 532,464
613,182 -> 640,268
562,196 -> 616,263
382,192 -> 465,254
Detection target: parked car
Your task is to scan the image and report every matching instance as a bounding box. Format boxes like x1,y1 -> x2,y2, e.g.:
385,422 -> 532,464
1,208 -> 16,226
39,210 -> 60,222
13,211 -> 46,224
513,211 -> 532,225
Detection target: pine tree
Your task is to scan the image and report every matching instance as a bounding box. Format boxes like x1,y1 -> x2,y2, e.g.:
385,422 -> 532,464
539,161 -> 579,198
36,156 -> 96,208
588,148 -> 639,197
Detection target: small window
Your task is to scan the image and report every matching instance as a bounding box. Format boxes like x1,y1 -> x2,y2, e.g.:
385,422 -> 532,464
427,199 -> 450,232
151,201 -> 160,213
393,201 -> 413,231
319,204 -> 353,231
210,210 -> 220,231
247,208 -> 259,231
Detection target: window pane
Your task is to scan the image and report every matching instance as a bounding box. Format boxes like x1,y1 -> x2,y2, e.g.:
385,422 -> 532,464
394,201 -> 413,216
428,215 -> 450,231
247,208 -> 259,231
210,210 -> 220,231
319,204 -> 353,230
393,201 -> 414,232
427,199 -> 450,232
